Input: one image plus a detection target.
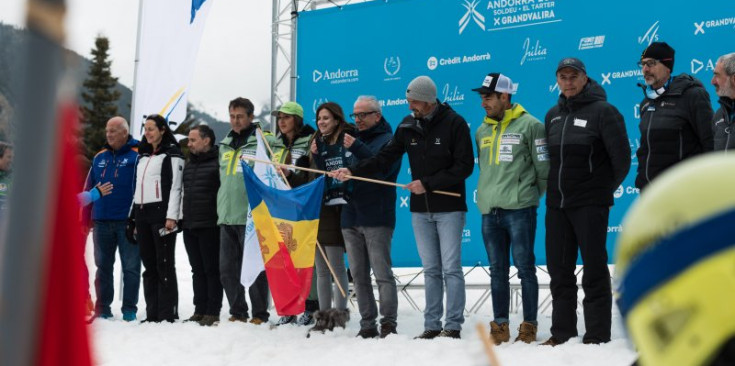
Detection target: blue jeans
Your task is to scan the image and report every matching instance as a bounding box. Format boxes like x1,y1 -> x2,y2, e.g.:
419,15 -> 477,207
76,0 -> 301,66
412,211 -> 466,331
482,207 -> 538,324
93,220 -> 141,315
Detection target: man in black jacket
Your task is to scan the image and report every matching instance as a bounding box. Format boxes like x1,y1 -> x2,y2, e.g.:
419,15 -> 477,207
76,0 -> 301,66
333,76 -> 474,339
635,42 -> 713,188
712,52 -> 735,151
182,125 -> 222,326
543,58 -> 631,346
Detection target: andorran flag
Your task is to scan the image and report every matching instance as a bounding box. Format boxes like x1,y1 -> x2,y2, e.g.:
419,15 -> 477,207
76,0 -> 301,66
241,163 -> 325,315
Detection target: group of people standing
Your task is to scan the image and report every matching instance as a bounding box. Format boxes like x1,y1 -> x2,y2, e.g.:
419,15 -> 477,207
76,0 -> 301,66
78,41 -> 735,346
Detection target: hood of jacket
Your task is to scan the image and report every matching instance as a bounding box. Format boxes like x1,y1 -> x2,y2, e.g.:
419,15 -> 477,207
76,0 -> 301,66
557,78 -> 607,111
482,103 -> 527,126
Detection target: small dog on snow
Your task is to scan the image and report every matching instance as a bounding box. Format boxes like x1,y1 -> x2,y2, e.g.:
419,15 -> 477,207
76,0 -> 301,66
306,308 -> 350,338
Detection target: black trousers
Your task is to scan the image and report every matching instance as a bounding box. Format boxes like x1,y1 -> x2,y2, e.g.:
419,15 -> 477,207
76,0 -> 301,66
137,219 -> 179,322
183,227 -> 223,316
220,225 -> 270,321
545,205 -> 612,343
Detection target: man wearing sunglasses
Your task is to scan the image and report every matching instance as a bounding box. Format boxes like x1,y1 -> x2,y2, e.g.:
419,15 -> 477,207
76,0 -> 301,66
635,42 -> 713,189
341,96 -> 401,339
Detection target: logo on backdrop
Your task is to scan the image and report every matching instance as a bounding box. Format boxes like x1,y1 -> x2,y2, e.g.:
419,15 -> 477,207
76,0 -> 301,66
312,68 -> 359,84
599,68 -> 643,85
384,56 -> 401,79
614,185 -> 640,199
520,37 -> 547,65
426,53 -> 491,70
441,83 -> 465,106
459,0 -> 486,34
486,0 -> 560,31
578,35 -> 605,50
638,21 -> 660,45
691,58 -> 715,74
378,96 -> 408,108
693,17 -> 735,35
312,98 -> 329,113
549,82 -> 559,94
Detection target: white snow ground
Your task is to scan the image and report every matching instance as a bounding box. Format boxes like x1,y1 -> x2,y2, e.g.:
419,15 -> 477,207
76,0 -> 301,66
85,235 -> 638,366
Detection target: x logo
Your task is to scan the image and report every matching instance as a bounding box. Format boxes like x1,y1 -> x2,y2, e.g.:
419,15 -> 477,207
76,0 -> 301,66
459,0 -> 485,34
399,196 -> 409,208
601,73 -> 612,85
694,22 -> 705,35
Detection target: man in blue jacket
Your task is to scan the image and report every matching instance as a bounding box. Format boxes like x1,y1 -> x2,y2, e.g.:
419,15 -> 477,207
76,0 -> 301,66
341,96 -> 401,339
85,116 -> 141,321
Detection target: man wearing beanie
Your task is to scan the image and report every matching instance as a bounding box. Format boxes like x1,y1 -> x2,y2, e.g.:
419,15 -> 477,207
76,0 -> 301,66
542,58 -> 631,346
635,41 -> 713,189
712,52 -> 735,151
332,75 -> 474,339
473,73 -> 549,345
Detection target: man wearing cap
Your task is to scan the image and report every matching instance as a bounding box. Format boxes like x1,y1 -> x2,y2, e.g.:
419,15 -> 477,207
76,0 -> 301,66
473,73 -> 549,345
332,76 -> 474,339
712,52 -> 735,151
543,58 -> 631,346
635,41 -> 713,188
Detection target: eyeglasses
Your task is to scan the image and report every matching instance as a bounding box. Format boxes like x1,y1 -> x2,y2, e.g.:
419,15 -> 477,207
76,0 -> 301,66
637,59 -> 670,68
349,111 -> 378,120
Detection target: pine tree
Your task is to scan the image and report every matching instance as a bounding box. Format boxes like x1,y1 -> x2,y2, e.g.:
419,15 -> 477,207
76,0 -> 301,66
81,36 -> 120,159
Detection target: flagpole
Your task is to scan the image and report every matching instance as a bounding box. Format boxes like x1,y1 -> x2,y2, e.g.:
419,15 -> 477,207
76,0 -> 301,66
255,129 -> 347,298
0,0 -> 67,365
241,154 -> 463,198
476,323 -> 503,366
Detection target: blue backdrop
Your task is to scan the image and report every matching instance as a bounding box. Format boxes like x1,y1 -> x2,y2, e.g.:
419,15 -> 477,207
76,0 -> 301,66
295,0 -> 735,267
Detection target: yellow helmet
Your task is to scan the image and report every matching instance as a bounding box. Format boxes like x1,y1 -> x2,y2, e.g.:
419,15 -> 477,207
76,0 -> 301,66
615,153 -> 735,366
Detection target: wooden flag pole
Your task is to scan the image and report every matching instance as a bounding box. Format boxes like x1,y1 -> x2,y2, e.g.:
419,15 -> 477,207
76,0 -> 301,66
476,323 -> 503,366
253,129 -> 347,298
241,155 -> 462,198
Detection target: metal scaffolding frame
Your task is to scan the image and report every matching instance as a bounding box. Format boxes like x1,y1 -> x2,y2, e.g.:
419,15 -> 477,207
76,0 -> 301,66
270,0 -> 375,124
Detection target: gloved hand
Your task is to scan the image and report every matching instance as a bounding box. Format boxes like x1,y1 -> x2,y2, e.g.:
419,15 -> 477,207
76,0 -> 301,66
125,218 -> 137,244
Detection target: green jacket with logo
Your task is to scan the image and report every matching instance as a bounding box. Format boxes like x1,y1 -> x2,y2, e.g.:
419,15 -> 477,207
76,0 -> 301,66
475,103 -> 549,213
216,126 -> 281,225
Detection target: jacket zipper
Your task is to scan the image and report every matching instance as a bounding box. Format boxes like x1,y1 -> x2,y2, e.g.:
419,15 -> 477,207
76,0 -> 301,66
558,115 -> 570,208
588,144 -> 594,173
645,109 -> 654,184
679,130 -> 683,160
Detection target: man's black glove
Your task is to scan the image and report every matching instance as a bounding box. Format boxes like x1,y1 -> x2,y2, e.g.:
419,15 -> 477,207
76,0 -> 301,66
125,218 -> 137,244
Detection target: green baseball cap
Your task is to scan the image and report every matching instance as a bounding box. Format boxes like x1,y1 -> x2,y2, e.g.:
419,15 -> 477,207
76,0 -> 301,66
271,101 -> 304,119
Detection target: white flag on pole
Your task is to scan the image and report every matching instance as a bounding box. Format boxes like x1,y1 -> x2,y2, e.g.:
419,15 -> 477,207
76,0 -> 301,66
241,132 -> 288,287
130,0 -> 213,139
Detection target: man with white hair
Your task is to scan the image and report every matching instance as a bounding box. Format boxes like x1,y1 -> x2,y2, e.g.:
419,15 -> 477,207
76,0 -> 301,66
341,95 -> 400,339
712,52 -> 735,151
333,76 -> 474,339
85,116 -> 141,322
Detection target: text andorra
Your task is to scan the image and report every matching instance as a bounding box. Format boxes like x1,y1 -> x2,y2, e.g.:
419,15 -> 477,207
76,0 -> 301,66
436,53 -> 491,66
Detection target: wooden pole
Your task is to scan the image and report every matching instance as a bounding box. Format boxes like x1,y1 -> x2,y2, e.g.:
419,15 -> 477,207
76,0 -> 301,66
254,129 -> 347,298
476,323 -> 503,366
241,155 -> 462,198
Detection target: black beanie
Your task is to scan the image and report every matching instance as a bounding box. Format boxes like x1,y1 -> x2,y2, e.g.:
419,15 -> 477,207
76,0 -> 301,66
641,42 -> 675,71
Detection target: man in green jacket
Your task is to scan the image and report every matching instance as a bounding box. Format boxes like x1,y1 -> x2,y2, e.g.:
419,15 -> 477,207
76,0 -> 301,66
217,97 -> 279,325
473,73 -> 549,345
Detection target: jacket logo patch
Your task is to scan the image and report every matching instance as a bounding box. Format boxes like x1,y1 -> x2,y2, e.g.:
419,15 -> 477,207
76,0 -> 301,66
499,154 -> 513,162
119,158 -> 129,166
97,160 -> 107,168
481,137 -> 493,148
222,151 -> 234,161
535,138 -> 547,146
549,116 -> 562,124
501,133 -> 522,144
537,153 -> 549,161
435,138 -> 441,145
660,101 -> 676,107
537,145 -> 548,153
715,118 -> 725,125
573,118 -> 587,128
410,138 -> 418,146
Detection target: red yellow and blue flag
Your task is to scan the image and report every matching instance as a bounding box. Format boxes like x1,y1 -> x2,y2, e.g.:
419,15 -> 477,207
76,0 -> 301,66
241,163 -> 325,316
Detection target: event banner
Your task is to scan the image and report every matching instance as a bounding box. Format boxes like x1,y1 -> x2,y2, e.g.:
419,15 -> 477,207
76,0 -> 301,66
296,0 -> 735,266
130,0 -> 213,139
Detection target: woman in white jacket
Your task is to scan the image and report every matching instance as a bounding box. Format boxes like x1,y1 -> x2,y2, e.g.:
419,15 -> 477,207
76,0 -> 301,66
132,114 -> 184,322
